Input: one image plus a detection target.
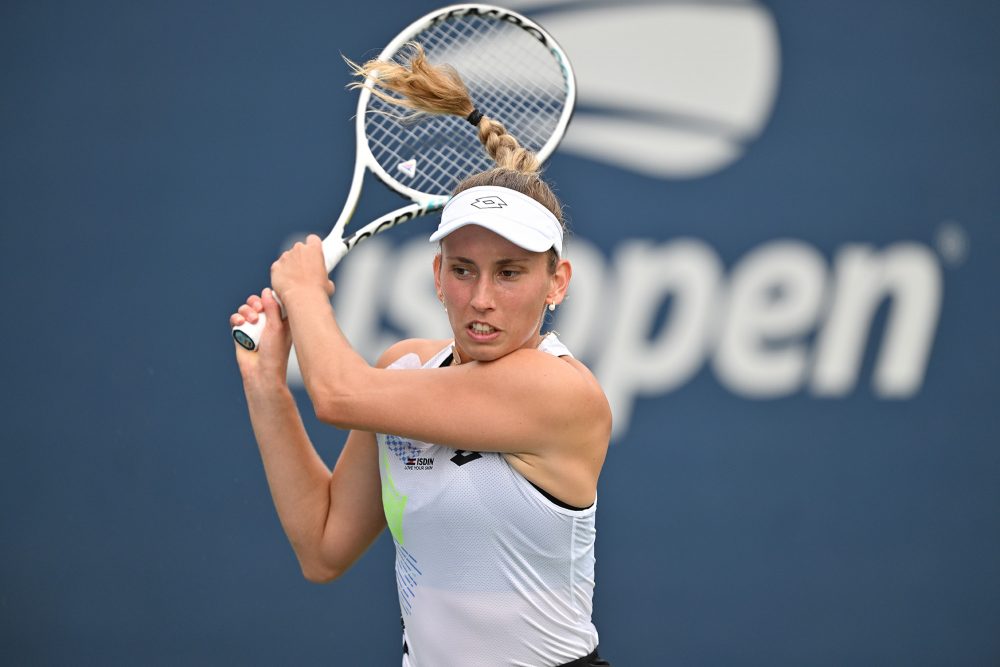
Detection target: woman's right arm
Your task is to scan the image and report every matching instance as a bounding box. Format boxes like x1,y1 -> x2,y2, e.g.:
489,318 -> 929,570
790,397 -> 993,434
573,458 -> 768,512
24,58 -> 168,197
243,383 -> 385,583
234,290 -> 386,583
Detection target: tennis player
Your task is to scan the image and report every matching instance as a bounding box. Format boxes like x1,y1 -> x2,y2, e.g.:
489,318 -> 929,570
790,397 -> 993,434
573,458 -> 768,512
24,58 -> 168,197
231,46 -> 612,667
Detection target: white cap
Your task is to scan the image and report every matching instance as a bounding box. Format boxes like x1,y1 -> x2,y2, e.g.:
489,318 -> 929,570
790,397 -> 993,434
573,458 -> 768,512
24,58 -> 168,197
429,186 -> 563,256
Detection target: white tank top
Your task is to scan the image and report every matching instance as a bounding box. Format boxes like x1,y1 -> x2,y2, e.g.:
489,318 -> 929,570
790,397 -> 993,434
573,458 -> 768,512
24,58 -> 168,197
377,333 -> 599,667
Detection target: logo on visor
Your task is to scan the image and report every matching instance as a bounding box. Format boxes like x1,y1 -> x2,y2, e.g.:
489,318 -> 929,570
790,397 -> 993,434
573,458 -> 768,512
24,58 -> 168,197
470,196 -> 507,210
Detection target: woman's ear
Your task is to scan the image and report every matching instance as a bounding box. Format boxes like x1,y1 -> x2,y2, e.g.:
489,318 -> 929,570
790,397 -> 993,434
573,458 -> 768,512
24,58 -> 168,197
433,253 -> 443,298
547,258 -> 572,306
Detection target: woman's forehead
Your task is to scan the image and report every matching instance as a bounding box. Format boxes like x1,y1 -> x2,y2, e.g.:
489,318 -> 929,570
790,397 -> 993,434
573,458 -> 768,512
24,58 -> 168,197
440,225 -> 539,260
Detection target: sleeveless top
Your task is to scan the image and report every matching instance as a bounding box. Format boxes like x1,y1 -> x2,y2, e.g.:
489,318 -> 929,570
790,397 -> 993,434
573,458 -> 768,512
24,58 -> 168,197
377,333 -> 600,667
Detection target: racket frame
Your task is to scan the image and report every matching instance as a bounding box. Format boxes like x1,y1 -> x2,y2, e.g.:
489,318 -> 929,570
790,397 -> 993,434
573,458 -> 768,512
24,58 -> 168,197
234,3 -> 576,351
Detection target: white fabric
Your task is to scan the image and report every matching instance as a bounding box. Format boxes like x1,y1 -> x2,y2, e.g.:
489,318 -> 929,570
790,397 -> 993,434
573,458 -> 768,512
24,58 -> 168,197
379,333 -> 597,667
430,186 -> 564,256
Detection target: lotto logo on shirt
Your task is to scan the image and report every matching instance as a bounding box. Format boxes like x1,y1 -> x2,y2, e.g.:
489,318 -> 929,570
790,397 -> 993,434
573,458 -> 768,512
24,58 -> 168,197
405,457 -> 435,471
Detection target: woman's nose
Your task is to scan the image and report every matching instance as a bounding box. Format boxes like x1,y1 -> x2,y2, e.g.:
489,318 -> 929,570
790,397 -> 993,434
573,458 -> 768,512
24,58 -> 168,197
470,277 -> 496,311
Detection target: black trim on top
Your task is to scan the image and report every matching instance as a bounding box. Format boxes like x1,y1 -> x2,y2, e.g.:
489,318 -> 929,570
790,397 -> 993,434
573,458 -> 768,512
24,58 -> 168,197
438,349 -> 591,512
529,480 -> 593,512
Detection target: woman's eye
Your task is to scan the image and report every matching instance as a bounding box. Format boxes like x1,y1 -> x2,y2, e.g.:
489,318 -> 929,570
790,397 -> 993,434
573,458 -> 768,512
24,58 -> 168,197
499,269 -> 521,279
452,266 -> 472,278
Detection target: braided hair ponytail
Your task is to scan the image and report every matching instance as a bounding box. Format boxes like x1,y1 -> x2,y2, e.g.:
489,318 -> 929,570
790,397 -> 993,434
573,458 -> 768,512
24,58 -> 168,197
347,43 -> 564,226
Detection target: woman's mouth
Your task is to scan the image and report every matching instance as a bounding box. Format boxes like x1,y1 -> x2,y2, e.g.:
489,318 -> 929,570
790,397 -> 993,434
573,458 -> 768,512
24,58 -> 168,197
468,321 -> 500,341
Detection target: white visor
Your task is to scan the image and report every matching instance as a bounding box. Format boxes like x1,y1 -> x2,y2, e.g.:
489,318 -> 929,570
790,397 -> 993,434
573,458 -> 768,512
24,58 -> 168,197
429,186 -> 563,256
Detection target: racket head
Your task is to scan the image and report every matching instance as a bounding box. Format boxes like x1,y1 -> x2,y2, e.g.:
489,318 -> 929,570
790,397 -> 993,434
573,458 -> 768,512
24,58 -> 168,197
354,4 -> 576,202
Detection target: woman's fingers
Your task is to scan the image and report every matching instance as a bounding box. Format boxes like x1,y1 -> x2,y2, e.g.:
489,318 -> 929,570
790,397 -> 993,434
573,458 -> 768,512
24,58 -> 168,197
230,293 -> 266,327
237,303 -> 258,323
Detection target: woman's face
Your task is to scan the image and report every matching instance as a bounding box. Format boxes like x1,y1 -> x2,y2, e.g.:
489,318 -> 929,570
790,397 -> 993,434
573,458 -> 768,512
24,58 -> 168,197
434,225 -> 569,363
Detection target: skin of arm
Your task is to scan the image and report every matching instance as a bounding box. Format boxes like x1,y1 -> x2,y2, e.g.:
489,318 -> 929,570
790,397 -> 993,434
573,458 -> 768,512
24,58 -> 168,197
274,236 -> 612,508
234,289 -> 388,584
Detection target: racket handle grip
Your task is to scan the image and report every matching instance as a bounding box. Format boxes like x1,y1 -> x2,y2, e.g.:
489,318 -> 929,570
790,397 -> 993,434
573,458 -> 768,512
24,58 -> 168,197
232,291 -> 286,352
233,238 -> 346,352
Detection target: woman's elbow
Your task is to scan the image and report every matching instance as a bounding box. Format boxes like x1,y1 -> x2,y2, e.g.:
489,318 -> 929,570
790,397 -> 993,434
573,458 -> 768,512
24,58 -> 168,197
308,383 -> 350,428
306,362 -> 374,428
300,559 -> 344,584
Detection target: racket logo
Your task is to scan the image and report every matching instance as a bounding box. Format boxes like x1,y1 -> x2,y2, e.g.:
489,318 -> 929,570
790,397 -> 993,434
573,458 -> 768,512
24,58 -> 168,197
470,196 -> 507,210
397,159 -> 417,178
428,7 -> 549,47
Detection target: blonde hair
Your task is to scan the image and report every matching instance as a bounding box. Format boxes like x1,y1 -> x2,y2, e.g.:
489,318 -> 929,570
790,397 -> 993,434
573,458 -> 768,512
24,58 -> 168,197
347,43 -> 564,227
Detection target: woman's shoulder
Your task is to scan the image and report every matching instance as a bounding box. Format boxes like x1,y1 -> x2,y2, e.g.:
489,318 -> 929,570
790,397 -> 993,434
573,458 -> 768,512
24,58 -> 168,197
375,338 -> 452,369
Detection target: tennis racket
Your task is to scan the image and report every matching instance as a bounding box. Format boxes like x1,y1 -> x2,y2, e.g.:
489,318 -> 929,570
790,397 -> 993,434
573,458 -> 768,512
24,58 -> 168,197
232,3 -> 576,351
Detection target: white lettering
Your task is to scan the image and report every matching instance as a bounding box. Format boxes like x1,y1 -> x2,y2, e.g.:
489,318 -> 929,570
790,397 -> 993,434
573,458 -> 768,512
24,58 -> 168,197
286,233 -> 945,441
811,243 -> 942,397
595,239 -> 722,437
713,241 -> 826,397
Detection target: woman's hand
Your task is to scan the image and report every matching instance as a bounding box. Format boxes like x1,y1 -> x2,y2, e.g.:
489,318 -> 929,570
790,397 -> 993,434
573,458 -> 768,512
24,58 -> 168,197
270,235 -> 335,304
230,288 -> 293,386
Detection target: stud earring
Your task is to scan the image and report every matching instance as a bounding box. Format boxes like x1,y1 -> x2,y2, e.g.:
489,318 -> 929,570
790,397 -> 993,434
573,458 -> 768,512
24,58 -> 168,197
548,302 -> 556,312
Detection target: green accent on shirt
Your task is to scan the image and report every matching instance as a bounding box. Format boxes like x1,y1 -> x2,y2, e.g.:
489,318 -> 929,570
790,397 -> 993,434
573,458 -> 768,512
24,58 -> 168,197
381,450 -> 407,545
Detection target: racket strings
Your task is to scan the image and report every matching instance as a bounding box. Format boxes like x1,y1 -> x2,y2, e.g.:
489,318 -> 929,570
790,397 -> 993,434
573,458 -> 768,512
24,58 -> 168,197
364,14 -> 569,197
424,18 -> 564,157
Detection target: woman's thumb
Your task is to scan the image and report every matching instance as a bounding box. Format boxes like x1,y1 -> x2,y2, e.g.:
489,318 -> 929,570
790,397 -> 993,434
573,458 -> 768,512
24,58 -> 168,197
261,288 -> 284,323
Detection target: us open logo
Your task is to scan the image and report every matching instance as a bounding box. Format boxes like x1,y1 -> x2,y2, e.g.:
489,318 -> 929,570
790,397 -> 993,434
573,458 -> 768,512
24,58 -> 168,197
286,0 -> 950,442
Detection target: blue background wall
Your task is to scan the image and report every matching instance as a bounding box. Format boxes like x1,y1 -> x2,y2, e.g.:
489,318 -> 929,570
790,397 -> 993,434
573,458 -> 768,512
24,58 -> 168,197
2,1 -> 998,664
